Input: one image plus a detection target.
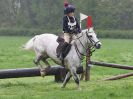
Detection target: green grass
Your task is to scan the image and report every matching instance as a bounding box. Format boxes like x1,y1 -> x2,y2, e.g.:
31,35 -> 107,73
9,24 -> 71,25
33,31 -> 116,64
0,36 -> 133,99
0,36 -> 34,69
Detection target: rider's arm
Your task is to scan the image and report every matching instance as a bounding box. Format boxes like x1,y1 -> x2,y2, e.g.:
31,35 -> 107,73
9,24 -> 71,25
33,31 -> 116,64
75,18 -> 81,33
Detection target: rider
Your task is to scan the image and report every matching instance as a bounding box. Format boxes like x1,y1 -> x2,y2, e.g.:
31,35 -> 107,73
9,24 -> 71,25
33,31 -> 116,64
57,3 -> 81,60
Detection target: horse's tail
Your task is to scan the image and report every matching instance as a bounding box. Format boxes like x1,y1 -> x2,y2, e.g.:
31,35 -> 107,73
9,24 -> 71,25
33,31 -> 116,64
23,36 -> 36,50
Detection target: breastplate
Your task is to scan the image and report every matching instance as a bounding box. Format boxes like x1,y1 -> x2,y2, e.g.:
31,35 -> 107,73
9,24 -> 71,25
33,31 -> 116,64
67,16 -> 76,30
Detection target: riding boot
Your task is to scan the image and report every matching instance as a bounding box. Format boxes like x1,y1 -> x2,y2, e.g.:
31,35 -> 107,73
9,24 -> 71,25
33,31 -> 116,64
58,42 -> 69,60
57,43 -> 64,58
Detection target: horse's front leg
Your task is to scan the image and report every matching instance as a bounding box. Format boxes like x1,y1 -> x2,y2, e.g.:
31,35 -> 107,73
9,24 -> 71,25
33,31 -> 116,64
70,66 -> 81,90
61,71 -> 72,88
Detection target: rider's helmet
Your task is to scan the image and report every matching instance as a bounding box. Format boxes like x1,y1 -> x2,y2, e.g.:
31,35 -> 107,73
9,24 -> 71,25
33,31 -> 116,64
64,4 -> 75,14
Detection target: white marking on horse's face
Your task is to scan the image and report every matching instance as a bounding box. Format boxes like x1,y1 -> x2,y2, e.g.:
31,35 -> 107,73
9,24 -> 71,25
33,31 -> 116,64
86,27 -> 102,49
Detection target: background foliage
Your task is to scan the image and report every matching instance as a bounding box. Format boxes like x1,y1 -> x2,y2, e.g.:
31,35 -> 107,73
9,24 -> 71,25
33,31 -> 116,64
0,0 -> 133,37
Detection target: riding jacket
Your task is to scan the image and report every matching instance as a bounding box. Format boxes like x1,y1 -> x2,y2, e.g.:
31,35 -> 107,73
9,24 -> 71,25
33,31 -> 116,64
63,15 -> 81,34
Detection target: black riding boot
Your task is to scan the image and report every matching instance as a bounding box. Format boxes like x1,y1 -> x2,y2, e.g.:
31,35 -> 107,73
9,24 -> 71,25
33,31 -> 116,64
57,42 -> 70,60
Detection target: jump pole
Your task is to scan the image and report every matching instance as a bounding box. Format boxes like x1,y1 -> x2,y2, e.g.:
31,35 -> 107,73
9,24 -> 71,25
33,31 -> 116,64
104,72 -> 133,80
0,66 -> 83,82
0,66 -> 67,82
90,61 -> 133,70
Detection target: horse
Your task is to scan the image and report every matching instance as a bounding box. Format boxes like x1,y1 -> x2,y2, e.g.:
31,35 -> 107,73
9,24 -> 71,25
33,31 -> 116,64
23,27 -> 101,89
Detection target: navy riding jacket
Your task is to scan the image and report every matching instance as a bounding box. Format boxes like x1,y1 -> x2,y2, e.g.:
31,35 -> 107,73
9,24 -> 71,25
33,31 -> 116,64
63,16 -> 81,33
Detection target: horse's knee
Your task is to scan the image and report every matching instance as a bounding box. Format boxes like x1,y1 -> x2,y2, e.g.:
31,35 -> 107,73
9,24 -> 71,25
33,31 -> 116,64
70,66 -> 76,72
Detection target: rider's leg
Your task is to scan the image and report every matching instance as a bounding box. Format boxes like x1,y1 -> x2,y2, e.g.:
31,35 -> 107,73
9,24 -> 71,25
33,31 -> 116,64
64,33 -> 71,43
57,33 -> 71,59
59,33 -> 71,59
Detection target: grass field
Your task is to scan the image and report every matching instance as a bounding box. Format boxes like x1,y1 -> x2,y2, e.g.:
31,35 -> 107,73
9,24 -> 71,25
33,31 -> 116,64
0,36 -> 133,99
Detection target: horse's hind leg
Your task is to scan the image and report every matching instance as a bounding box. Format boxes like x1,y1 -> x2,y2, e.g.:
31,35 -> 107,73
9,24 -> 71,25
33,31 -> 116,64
42,56 -> 51,68
33,52 -> 45,77
61,71 -> 72,88
70,66 -> 81,90
39,56 -> 51,77
33,54 -> 43,67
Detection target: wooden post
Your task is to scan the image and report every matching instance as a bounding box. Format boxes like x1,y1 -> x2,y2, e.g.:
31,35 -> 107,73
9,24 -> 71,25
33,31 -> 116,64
85,48 -> 91,81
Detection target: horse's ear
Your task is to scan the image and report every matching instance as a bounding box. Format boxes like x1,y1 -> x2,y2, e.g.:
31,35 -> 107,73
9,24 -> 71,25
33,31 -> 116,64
88,27 -> 94,33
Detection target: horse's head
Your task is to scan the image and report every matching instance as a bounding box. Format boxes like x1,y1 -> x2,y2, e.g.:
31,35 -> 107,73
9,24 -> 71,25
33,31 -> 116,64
85,27 -> 101,49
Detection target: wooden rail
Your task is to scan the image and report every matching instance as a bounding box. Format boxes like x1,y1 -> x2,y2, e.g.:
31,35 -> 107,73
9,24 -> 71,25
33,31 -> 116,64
104,72 -> 133,80
90,61 -> 133,70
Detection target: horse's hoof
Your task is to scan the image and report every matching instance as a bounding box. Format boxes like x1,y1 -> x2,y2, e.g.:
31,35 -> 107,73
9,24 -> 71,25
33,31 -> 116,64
40,69 -> 46,78
61,85 -> 65,89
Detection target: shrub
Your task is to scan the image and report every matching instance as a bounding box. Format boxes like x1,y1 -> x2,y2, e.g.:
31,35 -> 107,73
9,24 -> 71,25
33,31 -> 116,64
0,28 -> 61,36
0,28 -> 133,39
97,29 -> 133,39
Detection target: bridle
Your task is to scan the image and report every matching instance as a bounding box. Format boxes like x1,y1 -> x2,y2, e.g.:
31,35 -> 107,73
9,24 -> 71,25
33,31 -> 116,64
86,31 -> 100,47
74,30 -> 99,60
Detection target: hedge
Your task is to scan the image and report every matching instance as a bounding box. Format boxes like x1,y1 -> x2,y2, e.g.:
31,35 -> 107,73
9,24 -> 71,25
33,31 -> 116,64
0,28 -> 133,39
0,28 -> 61,36
97,29 -> 133,39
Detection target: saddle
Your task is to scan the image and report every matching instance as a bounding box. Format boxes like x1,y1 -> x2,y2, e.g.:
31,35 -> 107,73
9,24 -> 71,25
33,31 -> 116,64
57,36 -> 65,43
56,37 -> 71,59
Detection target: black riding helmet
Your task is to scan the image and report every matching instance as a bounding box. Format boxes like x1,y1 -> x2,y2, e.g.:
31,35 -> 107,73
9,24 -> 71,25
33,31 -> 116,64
64,4 -> 75,14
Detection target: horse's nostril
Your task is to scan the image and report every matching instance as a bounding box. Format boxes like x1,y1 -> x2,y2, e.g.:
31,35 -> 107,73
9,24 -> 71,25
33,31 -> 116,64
96,43 -> 101,49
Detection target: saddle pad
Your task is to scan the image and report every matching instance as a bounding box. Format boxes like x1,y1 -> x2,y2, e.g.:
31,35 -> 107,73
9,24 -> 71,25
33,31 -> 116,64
57,36 -> 64,43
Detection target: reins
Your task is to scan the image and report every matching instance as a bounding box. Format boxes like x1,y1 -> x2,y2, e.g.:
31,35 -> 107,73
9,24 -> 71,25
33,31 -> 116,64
74,31 -> 96,60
